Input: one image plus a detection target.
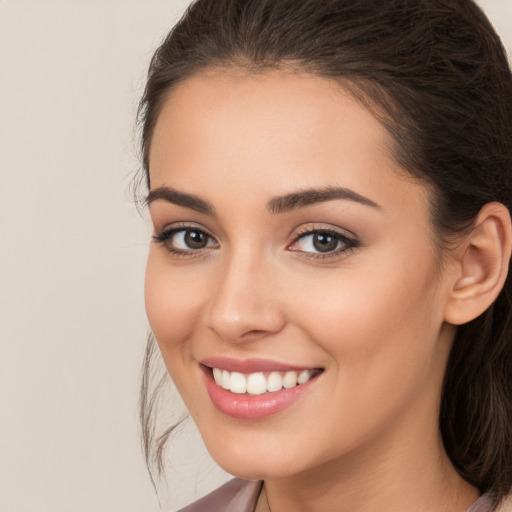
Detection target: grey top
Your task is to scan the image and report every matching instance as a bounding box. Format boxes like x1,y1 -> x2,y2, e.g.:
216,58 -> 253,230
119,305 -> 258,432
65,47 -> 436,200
178,478 -> 494,512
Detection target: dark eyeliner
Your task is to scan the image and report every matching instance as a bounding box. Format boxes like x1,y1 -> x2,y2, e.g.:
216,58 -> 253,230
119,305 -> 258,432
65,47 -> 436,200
291,226 -> 359,260
152,225 -> 217,257
152,226 -> 180,243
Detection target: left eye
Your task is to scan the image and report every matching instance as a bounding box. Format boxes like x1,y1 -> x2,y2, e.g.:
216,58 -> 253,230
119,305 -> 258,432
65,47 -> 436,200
174,229 -> 211,249
153,227 -> 218,253
290,231 -> 351,254
168,228 -> 217,250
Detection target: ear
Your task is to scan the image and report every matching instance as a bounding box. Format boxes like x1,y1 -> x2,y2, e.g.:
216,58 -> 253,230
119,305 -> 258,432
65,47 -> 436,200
444,202 -> 512,326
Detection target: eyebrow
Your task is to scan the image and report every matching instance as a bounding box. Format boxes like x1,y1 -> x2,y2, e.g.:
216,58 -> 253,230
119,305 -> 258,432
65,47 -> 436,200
146,187 -> 215,215
267,186 -> 380,214
145,185 -> 380,215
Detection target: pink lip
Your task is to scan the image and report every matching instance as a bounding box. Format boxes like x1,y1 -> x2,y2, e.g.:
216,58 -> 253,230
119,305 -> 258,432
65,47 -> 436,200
200,362 -> 322,420
200,356 -> 314,373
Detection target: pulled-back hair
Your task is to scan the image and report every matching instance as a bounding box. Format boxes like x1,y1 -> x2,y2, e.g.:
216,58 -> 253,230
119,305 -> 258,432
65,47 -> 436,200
138,0 -> 512,505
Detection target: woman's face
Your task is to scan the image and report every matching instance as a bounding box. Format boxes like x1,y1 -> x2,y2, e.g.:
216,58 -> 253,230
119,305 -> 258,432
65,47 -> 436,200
145,70 -> 457,480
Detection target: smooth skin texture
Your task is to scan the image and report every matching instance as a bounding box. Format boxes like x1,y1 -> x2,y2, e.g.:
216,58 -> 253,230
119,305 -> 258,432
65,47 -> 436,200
145,70 -> 510,512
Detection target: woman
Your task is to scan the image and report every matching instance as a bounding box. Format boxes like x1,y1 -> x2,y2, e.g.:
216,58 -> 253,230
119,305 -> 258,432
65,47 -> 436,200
138,0 -> 512,510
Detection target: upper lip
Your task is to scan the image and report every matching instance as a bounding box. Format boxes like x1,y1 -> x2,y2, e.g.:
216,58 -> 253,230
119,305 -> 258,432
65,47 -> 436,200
200,356 -> 321,374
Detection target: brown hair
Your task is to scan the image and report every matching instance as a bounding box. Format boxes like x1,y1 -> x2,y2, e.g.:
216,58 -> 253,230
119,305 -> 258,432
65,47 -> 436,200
138,0 -> 512,505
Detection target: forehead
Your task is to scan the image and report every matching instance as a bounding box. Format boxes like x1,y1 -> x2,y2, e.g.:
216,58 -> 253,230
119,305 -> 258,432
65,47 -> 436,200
148,69 -> 426,216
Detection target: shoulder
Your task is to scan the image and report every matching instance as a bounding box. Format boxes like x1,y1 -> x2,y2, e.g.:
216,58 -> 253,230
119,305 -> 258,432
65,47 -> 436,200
465,494 -> 499,512
496,495 -> 512,512
177,478 -> 263,512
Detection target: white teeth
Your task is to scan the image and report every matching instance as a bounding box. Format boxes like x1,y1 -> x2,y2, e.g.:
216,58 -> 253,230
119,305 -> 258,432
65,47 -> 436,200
247,372 -> 267,395
283,371 -> 298,389
230,372 -> 247,394
267,371 -> 283,392
221,370 -> 230,390
211,368 -> 317,394
297,370 -> 311,384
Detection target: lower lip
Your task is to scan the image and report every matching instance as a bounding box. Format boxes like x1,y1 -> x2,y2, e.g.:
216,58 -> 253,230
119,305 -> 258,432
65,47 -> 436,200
201,366 -> 320,420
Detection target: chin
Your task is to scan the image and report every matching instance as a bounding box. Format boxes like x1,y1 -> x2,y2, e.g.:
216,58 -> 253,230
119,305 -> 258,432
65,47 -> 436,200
214,458 -> 294,481
202,434 -> 315,481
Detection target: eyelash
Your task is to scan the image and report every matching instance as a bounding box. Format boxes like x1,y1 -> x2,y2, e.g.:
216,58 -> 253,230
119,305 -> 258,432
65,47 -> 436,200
152,225 -> 217,259
289,226 -> 359,261
152,225 -> 359,261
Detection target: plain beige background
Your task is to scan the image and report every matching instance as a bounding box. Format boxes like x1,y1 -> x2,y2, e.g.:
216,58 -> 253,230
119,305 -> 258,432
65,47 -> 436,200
1,1 -> 511,511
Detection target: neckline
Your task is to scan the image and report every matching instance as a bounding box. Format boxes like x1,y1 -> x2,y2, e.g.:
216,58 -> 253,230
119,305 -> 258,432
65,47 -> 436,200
254,482 -> 493,512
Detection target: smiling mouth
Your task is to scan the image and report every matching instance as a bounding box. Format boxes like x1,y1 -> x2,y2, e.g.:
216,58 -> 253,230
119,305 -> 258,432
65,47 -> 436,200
208,367 -> 324,395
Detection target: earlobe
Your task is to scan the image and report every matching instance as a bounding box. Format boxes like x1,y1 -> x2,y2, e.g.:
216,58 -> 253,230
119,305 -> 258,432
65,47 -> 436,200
444,202 -> 512,326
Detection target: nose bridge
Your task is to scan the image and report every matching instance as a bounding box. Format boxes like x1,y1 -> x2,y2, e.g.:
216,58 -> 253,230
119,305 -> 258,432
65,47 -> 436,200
205,244 -> 284,342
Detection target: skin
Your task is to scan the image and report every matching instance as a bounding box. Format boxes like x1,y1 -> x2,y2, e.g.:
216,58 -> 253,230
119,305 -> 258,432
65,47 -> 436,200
145,69 -> 480,512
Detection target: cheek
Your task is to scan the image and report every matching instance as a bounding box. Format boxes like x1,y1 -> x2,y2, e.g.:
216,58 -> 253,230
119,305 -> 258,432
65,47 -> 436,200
144,249 -> 206,357
280,259 -> 449,450
288,251 -> 445,388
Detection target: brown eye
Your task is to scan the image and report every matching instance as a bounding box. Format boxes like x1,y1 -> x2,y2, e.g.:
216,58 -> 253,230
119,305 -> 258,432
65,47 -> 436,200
312,233 -> 339,253
184,229 -> 209,249
288,228 -> 358,258
292,231 -> 345,254
153,227 -> 218,253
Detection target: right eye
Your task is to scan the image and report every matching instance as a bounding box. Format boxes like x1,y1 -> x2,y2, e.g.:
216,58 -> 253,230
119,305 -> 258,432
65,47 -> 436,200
153,227 -> 218,254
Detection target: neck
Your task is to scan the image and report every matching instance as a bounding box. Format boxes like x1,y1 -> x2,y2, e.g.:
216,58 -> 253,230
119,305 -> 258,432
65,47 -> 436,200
258,416 -> 478,512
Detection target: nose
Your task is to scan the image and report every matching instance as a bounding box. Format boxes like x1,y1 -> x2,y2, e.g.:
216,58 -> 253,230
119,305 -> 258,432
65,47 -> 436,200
205,253 -> 286,343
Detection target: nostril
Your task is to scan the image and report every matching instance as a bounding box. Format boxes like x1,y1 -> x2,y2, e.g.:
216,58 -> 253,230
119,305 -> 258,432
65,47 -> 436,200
243,329 -> 267,337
